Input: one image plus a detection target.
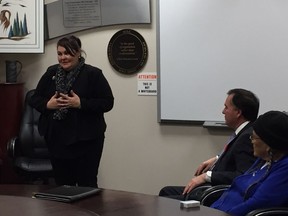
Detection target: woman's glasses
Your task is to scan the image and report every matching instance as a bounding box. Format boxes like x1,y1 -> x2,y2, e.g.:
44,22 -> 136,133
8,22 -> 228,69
250,135 -> 261,141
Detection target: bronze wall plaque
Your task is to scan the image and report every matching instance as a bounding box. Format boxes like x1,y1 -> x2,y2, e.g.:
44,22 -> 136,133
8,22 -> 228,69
107,29 -> 148,74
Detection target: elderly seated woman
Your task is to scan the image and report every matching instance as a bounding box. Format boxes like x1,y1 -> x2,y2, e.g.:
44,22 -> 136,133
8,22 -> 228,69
211,111 -> 288,216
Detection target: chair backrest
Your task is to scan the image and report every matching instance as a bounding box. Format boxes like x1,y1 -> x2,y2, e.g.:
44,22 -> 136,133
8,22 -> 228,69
18,89 -> 50,159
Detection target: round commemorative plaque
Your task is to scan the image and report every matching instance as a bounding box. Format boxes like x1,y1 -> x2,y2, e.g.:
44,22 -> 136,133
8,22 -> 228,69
107,29 -> 148,74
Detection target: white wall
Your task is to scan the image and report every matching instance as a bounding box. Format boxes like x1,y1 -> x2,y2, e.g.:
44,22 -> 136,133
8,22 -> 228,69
0,0 -> 231,195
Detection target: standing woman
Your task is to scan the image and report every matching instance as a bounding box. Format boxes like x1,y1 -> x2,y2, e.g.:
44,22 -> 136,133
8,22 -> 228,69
30,35 -> 114,188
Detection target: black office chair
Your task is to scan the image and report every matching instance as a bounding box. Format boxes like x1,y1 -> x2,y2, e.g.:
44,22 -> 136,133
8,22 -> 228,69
246,208 -> 288,216
185,183 -> 213,201
7,89 -> 54,184
200,184 -> 230,206
200,185 -> 288,216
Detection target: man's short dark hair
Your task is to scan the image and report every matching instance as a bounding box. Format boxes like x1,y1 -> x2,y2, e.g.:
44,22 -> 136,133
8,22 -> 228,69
227,88 -> 259,122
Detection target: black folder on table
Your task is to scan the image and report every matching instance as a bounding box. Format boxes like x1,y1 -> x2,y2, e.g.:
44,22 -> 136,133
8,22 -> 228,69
33,185 -> 101,203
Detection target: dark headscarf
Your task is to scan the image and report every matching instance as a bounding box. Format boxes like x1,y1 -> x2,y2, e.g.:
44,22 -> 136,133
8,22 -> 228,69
253,111 -> 288,151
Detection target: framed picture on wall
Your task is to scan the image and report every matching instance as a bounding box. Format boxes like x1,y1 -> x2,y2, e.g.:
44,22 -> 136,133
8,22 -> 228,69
0,0 -> 44,53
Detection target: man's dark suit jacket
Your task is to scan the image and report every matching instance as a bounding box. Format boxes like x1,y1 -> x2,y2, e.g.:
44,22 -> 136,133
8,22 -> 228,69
211,122 -> 256,185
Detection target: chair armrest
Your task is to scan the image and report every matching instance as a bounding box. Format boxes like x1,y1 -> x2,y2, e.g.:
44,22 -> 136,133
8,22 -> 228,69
200,185 -> 230,207
186,184 -> 212,201
246,207 -> 288,216
7,137 -> 18,158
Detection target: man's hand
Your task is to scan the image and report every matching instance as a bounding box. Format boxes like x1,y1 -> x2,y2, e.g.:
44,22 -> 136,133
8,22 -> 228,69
194,157 -> 217,176
182,173 -> 206,195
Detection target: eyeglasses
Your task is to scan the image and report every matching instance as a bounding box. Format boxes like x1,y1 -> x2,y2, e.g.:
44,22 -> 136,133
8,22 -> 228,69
249,135 -> 261,141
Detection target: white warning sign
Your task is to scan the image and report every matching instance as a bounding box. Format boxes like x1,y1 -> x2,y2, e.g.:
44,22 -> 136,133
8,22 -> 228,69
137,72 -> 157,96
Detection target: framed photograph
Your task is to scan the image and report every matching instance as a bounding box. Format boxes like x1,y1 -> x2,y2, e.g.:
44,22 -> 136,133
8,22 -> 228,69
0,0 -> 44,53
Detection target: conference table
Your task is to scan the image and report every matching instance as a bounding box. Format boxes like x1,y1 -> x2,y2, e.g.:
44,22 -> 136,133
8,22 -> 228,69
0,184 -> 231,216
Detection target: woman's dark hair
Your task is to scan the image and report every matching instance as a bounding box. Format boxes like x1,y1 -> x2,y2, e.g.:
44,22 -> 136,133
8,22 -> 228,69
227,88 -> 259,122
57,35 -> 83,57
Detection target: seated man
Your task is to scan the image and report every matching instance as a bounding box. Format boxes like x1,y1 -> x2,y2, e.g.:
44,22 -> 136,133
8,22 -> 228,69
211,111 -> 288,216
159,88 -> 259,200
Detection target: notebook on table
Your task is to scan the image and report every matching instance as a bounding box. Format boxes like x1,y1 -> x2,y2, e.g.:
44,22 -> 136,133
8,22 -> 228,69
33,185 -> 101,203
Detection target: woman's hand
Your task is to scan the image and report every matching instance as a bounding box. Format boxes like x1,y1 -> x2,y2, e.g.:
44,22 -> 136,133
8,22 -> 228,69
46,90 -> 81,109
47,92 -> 61,109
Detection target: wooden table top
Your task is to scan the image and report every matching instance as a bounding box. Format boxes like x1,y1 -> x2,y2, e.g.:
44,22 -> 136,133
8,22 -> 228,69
0,195 -> 99,216
0,184 -> 231,216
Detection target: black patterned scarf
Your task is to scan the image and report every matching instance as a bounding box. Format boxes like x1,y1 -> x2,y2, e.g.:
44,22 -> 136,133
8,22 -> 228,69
53,57 -> 85,120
